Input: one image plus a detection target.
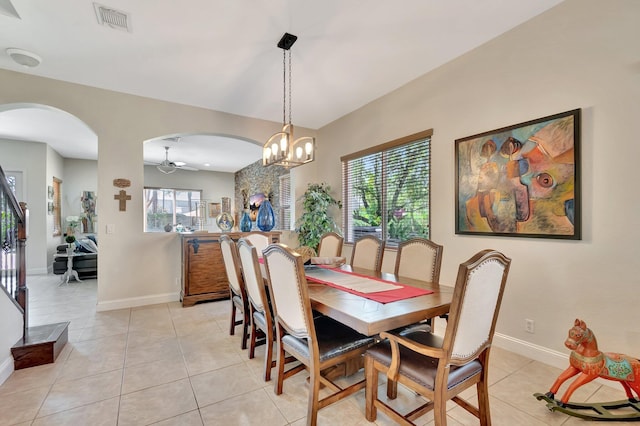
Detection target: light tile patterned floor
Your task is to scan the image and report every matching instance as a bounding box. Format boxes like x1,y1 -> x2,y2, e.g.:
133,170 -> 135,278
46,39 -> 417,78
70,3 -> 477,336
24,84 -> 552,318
0,274 -> 634,425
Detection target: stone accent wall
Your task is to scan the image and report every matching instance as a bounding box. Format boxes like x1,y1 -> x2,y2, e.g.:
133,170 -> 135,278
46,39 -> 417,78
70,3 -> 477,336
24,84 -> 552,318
234,160 -> 289,230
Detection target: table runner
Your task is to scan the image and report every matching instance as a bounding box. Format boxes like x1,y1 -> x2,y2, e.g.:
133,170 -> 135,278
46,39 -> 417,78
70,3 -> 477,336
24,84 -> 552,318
305,266 -> 433,304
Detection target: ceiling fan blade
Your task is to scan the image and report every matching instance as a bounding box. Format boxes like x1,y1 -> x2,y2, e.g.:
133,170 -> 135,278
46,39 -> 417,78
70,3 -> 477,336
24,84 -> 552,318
177,165 -> 199,171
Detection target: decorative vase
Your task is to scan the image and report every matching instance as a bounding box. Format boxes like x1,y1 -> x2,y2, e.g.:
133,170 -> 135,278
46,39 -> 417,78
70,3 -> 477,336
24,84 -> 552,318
216,196 -> 234,232
256,200 -> 275,232
240,210 -> 252,232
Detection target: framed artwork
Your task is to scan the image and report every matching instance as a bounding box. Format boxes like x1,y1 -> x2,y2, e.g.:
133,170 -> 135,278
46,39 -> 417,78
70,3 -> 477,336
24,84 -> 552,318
455,108 -> 581,240
47,202 -> 54,215
249,193 -> 266,222
47,186 -> 54,200
208,202 -> 221,218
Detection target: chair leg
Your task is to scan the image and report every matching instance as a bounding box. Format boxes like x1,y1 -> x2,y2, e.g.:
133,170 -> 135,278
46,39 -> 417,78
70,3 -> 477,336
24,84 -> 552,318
229,303 -> 237,336
274,327 -> 286,395
241,308 -> 250,350
264,331 -> 274,382
248,320 -> 257,359
307,365 -> 321,426
477,379 -> 491,425
433,396 -> 447,426
365,355 -> 379,421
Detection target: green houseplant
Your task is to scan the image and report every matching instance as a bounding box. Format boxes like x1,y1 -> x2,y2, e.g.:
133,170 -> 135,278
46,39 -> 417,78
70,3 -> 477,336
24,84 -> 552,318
295,183 -> 342,252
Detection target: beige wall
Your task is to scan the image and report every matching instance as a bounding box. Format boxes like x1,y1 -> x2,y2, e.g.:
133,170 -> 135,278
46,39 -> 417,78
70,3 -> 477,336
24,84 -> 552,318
0,0 -> 638,366
296,0 -> 640,361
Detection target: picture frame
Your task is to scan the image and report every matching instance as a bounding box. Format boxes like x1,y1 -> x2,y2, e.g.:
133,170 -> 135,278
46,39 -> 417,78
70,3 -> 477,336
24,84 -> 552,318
455,108 -> 581,240
47,185 -> 54,200
47,202 -> 54,215
208,202 -> 221,218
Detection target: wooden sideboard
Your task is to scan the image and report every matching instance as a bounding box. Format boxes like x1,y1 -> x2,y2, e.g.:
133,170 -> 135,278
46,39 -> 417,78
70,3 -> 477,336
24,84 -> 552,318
181,231 -> 281,307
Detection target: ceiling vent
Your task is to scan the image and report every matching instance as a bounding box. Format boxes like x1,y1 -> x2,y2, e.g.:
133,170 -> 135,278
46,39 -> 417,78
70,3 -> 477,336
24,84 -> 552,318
93,3 -> 131,32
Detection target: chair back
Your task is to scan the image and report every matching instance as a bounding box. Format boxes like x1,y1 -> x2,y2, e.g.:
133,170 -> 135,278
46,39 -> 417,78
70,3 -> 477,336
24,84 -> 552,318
445,249 -> 511,364
394,238 -> 443,283
244,231 -> 271,257
220,235 -> 243,296
351,235 -> 385,272
263,244 -> 312,339
317,232 -> 344,257
237,238 -> 268,315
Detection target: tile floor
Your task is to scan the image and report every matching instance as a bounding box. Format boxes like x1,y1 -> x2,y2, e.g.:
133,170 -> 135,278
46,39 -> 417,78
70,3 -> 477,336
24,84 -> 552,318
0,274 -> 635,425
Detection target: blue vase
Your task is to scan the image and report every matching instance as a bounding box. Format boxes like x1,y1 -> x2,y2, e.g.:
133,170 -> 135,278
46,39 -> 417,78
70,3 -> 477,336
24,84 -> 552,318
240,210 -> 252,232
256,200 -> 275,232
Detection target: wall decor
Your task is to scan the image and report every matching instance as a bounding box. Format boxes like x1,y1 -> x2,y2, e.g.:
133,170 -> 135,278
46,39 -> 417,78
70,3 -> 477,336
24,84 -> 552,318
47,185 -> 54,200
208,202 -> 221,218
113,178 -> 131,188
47,202 -> 54,215
114,190 -> 131,212
81,191 -> 97,233
249,193 -> 266,222
455,109 -> 581,239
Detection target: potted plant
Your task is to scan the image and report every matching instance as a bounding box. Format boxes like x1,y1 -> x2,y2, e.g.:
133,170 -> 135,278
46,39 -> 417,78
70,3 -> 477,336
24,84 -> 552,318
295,183 -> 342,252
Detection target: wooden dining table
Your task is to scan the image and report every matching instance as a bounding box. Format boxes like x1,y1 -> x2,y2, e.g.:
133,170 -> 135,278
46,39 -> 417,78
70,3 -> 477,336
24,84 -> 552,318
303,264 -> 453,336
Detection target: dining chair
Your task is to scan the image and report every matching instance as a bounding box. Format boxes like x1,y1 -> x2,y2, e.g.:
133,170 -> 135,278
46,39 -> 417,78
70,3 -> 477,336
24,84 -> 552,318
395,238 -> 443,283
350,234 -> 385,272
219,235 -> 250,350
237,237 -> 276,381
317,231 -> 344,257
263,243 -> 376,426
364,249 -> 511,426
244,231 -> 271,257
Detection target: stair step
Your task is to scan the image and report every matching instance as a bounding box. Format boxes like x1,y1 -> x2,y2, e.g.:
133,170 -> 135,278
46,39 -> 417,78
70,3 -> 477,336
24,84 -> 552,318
11,322 -> 70,370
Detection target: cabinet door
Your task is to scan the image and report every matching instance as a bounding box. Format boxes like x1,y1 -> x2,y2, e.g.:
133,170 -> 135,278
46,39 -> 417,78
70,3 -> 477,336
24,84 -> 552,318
185,240 -> 228,296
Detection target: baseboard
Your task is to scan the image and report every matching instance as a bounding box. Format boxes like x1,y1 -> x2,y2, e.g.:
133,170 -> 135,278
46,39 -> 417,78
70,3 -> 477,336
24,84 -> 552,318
27,267 -> 48,275
0,355 -> 14,386
96,292 -> 180,312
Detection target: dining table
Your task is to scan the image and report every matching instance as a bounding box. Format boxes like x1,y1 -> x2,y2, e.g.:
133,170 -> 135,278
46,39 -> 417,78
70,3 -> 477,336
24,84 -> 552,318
302,264 -> 453,337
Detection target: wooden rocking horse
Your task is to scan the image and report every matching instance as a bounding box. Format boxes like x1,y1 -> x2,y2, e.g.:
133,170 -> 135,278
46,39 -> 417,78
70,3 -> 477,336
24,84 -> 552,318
534,319 -> 640,421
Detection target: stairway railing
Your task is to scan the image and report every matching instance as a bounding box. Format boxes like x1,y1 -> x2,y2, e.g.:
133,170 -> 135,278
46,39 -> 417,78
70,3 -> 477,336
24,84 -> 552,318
0,165 -> 28,339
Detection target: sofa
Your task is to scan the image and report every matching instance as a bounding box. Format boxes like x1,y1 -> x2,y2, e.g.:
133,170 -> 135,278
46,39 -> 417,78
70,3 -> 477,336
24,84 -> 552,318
53,235 -> 98,278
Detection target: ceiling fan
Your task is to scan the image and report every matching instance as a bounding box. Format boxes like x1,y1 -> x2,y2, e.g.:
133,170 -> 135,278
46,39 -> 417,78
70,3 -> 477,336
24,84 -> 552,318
156,146 -> 199,174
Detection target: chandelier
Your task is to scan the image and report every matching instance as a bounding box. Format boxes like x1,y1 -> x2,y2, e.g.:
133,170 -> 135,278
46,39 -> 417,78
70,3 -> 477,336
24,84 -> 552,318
263,33 -> 315,168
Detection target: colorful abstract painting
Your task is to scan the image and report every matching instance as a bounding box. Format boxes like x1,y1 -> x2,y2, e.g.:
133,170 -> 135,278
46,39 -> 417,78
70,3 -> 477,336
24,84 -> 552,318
455,109 -> 581,239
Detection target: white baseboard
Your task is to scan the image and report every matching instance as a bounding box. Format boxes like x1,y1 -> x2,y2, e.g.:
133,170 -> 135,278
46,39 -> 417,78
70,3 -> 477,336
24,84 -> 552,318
27,267 -> 48,275
96,292 -> 180,312
0,356 -> 14,386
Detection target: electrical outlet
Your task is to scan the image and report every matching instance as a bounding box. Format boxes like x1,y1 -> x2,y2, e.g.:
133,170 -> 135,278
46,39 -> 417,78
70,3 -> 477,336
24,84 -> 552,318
525,319 -> 535,333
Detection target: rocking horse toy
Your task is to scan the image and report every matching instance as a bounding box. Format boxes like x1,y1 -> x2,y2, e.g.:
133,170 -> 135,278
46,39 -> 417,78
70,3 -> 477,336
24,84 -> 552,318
534,319 -> 640,421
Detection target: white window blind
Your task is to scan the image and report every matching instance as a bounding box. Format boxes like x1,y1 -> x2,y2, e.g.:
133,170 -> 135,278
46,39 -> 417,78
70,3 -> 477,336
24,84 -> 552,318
279,174 -> 291,230
342,130 -> 432,246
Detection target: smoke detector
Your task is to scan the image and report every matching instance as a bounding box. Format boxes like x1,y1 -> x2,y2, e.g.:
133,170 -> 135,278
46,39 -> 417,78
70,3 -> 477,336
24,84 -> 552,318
6,48 -> 41,67
93,3 -> 132,32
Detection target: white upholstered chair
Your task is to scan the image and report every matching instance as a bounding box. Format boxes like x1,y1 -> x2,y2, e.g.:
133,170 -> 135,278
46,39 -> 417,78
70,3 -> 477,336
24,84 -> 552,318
365,249 -> 511,426
220,235 -> 249,350
244,231 -> 271,258
350,235 -> 385,272
263,243 -> 375,426
317,232 -> 344,258
237,237 -> 276,381
395,238 -> 443,283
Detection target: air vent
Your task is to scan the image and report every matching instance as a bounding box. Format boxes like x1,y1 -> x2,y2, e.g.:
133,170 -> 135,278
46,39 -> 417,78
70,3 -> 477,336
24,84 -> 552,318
93,3 -> 131,32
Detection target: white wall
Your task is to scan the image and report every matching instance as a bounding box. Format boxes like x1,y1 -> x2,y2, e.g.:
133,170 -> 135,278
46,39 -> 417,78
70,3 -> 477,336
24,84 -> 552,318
0,139 -> 61,273
296,0 -> 640,361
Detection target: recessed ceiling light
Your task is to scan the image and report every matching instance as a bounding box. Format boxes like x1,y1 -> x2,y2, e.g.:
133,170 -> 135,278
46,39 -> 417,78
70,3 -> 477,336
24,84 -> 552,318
6,48 -> 41,67
204,163 -> 211,167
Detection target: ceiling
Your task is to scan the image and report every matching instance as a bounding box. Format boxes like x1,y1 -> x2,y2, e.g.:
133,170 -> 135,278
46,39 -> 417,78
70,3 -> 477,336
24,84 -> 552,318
0,0 -> 564,172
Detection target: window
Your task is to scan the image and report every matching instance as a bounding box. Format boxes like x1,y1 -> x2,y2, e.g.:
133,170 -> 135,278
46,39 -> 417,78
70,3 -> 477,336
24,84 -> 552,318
341,129 -> 432,246
144,187 -> 202,232
279,174 -> 291,230
52,178 -> 62,236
